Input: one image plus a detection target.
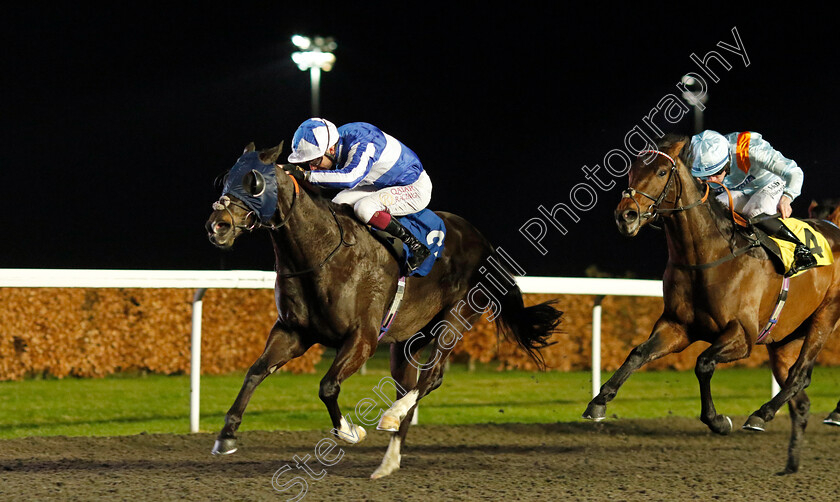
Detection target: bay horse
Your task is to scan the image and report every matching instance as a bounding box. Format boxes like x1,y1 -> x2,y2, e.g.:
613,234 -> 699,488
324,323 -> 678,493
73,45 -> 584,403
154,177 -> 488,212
205,142 -> 562,479
582,134 -> 840,474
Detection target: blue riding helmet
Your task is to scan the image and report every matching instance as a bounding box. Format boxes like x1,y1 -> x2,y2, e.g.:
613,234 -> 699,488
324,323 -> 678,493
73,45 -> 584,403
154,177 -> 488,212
690,130 -> 730,178
222,151 -> 279,222
288,118 -> 339,163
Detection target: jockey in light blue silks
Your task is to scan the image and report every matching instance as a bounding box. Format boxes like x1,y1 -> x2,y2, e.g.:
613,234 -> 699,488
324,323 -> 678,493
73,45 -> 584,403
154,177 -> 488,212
689,129 -> 817,276
286,118 -> 432,273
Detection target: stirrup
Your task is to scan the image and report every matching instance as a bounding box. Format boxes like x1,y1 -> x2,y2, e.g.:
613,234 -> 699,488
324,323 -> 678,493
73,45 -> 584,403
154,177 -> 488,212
406,246 -> 430,272
786,248 -> 818,277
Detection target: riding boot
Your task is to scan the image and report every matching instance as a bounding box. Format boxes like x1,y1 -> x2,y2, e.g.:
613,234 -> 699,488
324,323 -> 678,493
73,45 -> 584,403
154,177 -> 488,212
755,217 -> 818,276
382,218 -> 431,273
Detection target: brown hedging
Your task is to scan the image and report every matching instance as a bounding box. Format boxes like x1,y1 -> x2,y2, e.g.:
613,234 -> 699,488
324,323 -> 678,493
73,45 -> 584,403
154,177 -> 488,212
0,288 -> 323,381
2,288 -> 840,381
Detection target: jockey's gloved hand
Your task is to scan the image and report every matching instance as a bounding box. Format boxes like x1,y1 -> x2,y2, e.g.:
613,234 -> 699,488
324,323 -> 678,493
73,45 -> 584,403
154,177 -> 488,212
283,164 -> 309,182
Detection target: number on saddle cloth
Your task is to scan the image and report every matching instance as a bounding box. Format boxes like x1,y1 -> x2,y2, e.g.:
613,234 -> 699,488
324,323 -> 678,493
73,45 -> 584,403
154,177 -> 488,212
752,215 -> 833,277
368,209 -> 446,277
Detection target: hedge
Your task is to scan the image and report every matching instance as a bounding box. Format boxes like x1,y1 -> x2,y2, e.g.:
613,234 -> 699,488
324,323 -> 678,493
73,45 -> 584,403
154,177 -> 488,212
2,287 -> 840,381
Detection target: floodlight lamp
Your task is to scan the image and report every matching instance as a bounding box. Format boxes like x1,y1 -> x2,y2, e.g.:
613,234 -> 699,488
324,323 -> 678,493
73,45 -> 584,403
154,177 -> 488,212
291,35 -> 312,50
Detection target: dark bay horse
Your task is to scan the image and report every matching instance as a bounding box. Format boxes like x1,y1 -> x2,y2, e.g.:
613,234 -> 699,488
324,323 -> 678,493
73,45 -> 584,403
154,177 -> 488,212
582,134 -> 840,474
205,142 -> 562,479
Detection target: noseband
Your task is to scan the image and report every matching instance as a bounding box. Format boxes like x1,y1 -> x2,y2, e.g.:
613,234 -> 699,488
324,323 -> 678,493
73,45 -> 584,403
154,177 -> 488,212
621,149 -> 708,226
211,170 -> 352,278
212,170 -> 301,232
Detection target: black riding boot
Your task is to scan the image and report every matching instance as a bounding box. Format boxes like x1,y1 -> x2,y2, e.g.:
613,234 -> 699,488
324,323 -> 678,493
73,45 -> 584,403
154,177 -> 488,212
755,217 -> 818,276
382,218 -> 431,273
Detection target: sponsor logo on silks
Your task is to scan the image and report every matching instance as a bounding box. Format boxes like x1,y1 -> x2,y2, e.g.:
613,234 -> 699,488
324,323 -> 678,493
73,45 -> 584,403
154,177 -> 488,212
770,218 -> 834,277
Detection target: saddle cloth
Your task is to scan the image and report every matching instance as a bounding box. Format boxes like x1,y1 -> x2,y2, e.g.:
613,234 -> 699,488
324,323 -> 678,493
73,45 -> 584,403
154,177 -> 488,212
757,218 -> 833,277
370,209 -> 446,277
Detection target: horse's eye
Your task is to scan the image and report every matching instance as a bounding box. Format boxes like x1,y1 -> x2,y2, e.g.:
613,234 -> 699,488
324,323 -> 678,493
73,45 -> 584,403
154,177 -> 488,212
657,169 -> 667,177
242,170 -> 266,196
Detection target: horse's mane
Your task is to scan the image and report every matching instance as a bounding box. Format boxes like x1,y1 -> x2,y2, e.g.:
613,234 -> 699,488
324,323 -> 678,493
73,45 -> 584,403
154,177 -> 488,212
276,164 -> 357,219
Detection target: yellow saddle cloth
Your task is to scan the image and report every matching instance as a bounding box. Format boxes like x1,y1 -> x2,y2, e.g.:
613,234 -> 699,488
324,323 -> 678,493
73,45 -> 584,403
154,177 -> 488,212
768,218 -> 834,277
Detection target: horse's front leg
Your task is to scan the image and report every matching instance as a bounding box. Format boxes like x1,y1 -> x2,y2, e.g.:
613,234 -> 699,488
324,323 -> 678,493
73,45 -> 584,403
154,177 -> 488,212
694,321 -> 751,435
319,331 -> 377,445
583,317 -> 690,421
212,321 -> 309,455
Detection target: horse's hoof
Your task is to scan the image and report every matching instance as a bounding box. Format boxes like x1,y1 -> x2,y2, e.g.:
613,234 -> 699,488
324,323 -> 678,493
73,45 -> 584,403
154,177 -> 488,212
377,414 -> 401,432
211,438 -> 238,455
742,415 -> 766,432
822,412 -> 840,426
582,402 -> 606,421
336,424 -> 367,444
711,415 -> 733,435
370,454 -> 401,479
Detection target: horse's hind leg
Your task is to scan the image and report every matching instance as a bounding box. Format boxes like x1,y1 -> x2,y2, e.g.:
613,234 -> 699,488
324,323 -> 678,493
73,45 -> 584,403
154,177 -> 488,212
370,338 -> 428,480
319,331 -> 377,445
583,318 -> 690,421
744,308 -> 838,430
694,321 -> 752,435
213,322 -> 309,455
766,340 -> 810,474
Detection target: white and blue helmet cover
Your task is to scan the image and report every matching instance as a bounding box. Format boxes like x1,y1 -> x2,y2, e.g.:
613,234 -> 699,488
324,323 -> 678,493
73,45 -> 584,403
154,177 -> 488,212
288,118 -> 339,163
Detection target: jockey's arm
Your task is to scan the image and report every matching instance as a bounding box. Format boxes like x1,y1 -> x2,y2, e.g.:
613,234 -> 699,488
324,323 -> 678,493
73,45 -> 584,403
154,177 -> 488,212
307,142 -> 375,189
749,136 -> 804,204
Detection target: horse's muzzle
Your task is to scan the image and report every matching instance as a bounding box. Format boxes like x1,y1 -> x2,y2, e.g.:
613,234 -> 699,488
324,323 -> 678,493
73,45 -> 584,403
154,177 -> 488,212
615,201 -> 643,237
206,216 -> 235,248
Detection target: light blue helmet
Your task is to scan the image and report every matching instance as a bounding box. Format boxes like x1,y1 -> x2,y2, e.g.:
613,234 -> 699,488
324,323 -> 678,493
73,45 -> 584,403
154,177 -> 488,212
690,130 -> 730,178
287,118 -> 339,163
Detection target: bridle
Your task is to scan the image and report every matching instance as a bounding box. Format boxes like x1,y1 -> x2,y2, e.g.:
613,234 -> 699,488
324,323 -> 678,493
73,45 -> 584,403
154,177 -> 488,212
212,169 -> 352,277
213,170 -> 301,232
622,149 -> 759,270
621,149 -> 708,228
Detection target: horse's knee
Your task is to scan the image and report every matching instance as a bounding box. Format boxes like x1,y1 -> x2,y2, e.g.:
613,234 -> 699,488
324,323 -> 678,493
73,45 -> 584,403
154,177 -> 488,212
319,379 -> 340,403
694,356 -> 716,377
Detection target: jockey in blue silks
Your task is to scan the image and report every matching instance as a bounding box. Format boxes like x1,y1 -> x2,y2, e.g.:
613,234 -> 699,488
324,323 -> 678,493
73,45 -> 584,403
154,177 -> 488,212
286,118 -> 432,273
689,129 -> 817,276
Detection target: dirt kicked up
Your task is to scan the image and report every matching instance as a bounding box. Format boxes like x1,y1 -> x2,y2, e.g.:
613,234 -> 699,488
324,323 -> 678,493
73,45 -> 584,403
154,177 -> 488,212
1,417 -> 839,501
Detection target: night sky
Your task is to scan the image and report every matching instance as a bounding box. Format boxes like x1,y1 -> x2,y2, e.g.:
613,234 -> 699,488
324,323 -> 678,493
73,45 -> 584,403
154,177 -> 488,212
4,5 -> 838,279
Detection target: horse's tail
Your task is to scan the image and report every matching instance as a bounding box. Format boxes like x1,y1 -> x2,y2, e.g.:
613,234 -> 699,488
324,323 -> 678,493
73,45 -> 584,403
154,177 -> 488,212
490,252 -> 562,370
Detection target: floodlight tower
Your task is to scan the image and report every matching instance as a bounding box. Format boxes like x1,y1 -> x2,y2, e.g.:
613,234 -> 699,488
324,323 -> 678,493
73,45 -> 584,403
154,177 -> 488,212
680,75 -> 709,134
291,35 -> 337,117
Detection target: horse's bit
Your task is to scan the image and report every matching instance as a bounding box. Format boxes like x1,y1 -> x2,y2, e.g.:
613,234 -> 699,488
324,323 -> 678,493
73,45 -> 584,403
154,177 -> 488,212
212,170 -> 352,278
621,149 -> 707,226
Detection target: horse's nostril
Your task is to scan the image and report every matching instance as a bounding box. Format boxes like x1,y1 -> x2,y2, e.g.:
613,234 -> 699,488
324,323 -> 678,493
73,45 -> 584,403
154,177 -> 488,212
208,220 -> 231,235
622,210 -> 638,222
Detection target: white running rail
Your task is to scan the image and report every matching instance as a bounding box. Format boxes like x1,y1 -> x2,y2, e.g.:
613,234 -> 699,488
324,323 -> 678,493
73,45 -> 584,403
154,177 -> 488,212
1,269 -> 777,432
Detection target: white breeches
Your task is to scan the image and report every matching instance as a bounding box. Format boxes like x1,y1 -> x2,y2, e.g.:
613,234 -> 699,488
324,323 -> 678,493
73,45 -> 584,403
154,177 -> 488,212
332,171 -> 432,222
716,179 -> 785,218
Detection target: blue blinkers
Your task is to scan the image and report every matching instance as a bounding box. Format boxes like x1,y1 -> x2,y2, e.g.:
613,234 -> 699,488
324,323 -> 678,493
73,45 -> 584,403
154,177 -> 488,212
222,151 -> 279,222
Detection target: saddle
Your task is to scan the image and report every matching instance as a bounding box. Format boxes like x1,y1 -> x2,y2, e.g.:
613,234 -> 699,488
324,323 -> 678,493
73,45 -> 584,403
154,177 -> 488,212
368,209 -> 446,277
747,215 -> 833,277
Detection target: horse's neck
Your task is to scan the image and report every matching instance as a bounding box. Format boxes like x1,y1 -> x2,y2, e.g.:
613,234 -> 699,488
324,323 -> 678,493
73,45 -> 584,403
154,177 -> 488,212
270,185 -> 349,274
663,176 -> 734,265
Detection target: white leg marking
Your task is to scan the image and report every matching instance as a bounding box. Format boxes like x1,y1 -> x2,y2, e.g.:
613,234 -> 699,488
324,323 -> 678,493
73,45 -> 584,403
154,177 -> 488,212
371,435 -> 402,479
335,415 -> 367,444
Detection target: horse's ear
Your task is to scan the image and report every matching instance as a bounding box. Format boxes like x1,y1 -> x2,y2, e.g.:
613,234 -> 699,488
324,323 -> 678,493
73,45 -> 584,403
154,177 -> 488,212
259,142 -> 284,164
244,142 -> 256,154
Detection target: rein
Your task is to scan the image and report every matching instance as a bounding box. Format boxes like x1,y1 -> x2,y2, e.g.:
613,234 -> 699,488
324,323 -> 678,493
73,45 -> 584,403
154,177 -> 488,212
624,149 -> 759,270
621,150 -> 708,227
213,170 -> 353,278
